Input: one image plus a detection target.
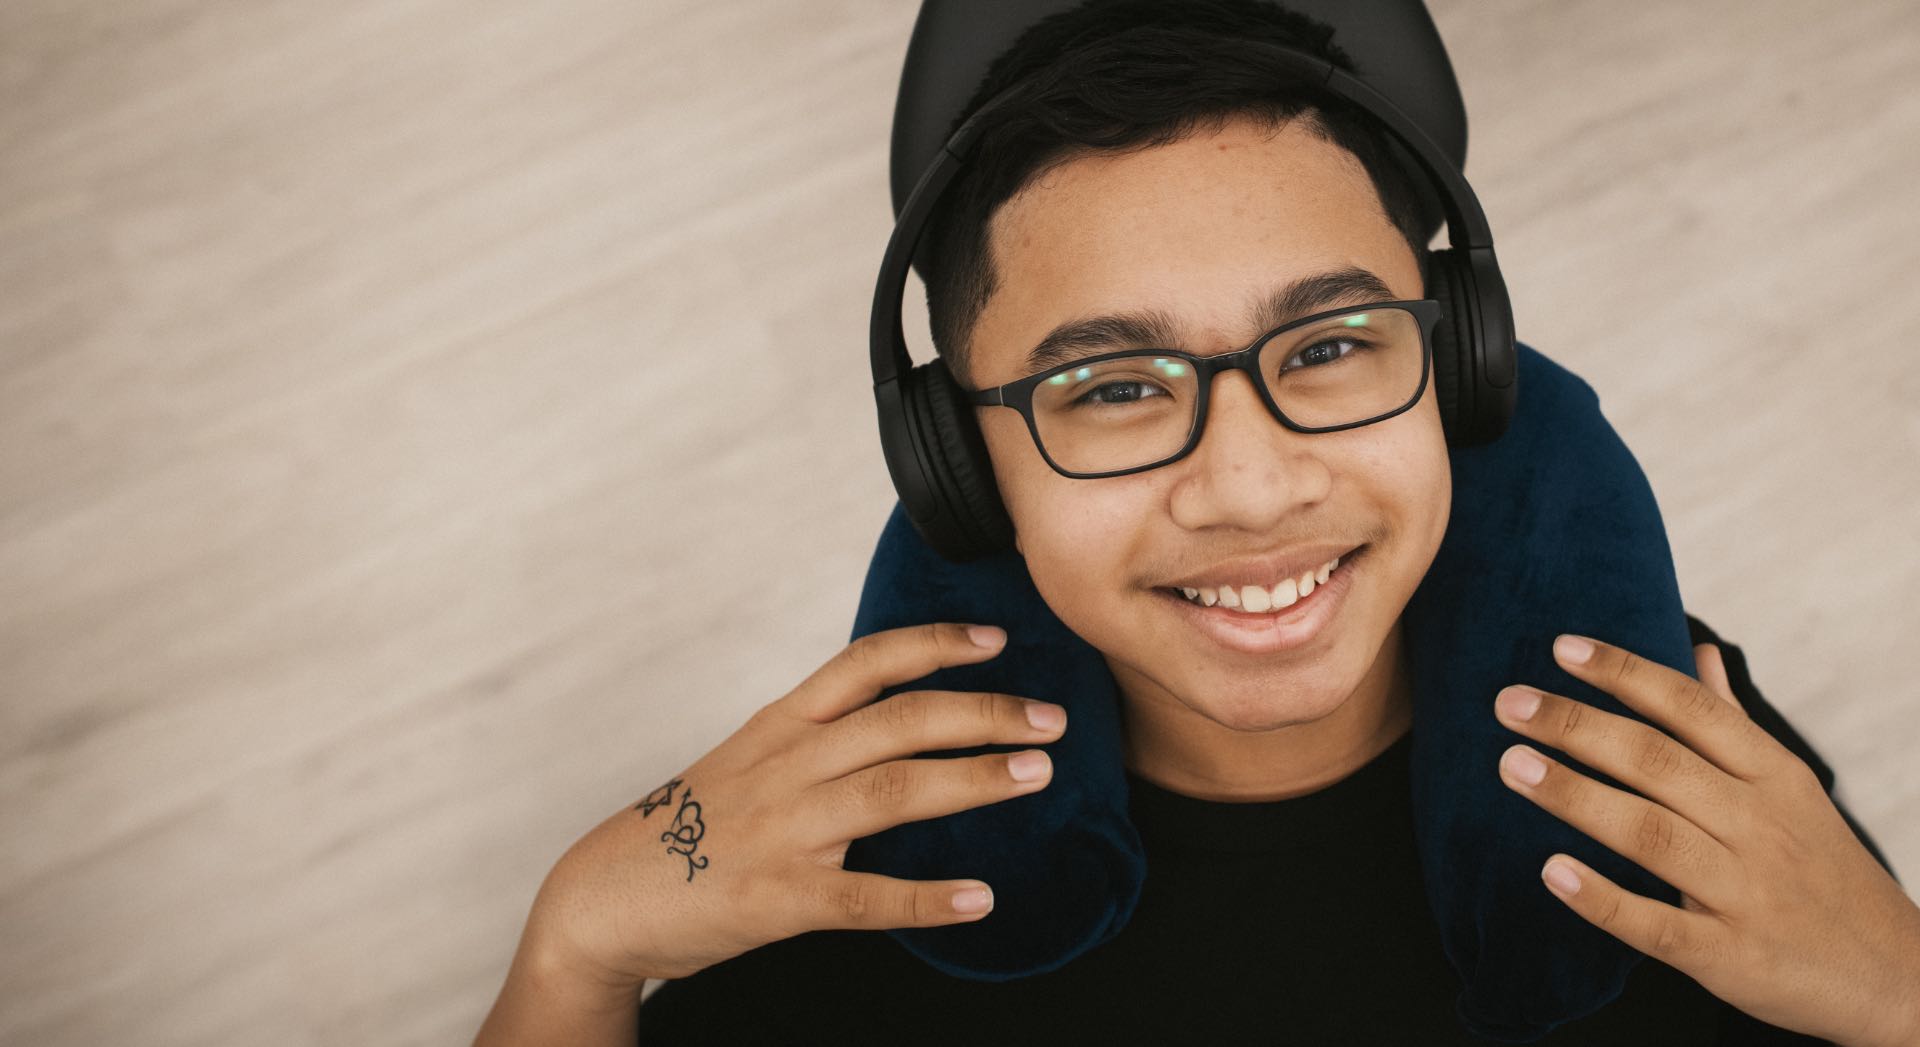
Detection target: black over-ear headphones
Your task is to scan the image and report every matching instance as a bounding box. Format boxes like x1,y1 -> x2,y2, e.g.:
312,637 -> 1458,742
871,0 -> 1517,563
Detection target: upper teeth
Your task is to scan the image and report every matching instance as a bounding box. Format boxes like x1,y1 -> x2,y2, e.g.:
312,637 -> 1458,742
1177,555 -> 1342,613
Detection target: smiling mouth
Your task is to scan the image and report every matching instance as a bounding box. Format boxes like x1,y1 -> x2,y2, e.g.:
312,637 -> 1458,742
1154,543 -> 1368,616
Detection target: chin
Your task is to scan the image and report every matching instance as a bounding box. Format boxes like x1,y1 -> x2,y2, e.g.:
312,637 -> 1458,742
1171,660 -> 1358,733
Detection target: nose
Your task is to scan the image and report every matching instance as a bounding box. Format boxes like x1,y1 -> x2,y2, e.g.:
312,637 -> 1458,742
1167,367 -> 1331,531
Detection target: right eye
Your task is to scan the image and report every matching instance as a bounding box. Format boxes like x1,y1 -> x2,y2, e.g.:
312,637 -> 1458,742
1071,381 -> 1170,408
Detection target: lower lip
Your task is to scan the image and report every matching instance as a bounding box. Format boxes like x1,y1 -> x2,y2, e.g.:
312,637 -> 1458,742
1156,545 -> 1366,656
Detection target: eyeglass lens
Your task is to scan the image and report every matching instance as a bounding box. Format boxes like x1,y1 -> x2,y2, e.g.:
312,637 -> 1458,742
1027,305 -> 1425,475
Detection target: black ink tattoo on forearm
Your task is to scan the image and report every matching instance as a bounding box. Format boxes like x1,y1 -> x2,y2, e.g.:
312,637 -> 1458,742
635,776 -> 711,882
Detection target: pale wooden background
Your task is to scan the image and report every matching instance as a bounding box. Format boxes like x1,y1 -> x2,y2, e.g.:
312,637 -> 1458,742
2,1 -> 1915,1044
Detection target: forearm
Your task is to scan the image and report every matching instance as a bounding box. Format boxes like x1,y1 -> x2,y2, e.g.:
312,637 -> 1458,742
474,935 -> 644,1047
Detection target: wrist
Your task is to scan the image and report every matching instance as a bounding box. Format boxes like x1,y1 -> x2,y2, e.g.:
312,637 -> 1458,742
517,929 -> 649,1008
474,929 -> 645,1047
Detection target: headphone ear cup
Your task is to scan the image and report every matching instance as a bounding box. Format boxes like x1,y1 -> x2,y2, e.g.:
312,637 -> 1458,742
905,358 -> 1015,561
1458,246 -> 1518,446
1423,247 -> 1476,448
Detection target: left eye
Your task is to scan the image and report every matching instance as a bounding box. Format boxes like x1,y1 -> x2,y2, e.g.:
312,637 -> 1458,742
1282,338 -> 1365,371
1074,381 -> 1168,406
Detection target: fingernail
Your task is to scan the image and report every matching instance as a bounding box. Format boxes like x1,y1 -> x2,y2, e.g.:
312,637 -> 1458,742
1543,860 -> 1582,897
1496,686 -> 1541,722
968,625 -> 1006,648
1025,701 -> 1064,730
1555,634 -> 1594,665
1008,750 -> 1051,782
952,884 -> 994,913
1503,746 -> 1547,786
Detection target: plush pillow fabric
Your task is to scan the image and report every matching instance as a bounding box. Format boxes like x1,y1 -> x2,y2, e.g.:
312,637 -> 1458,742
844,341 -> 1700,1042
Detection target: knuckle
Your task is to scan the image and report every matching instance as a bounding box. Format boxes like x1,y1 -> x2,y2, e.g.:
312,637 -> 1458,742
1605,649 -> 1642,692
744,702 -> 798,747
1632,730 -> 1685,781
1774,747 -> 1825,797
879,693 -> 928,735
1675,678 -> 1722,721
1595,889 -> 1626,931
973,690 -> 1004,730
1632,805 -> 1678,860
837,879 -> 880,924
746,868 -> 803,937
1697,932 -> 1733,978
1737,736 -> 1799,791
861,761 -> 914,810
843,632 -> 883,673
1558,698 -> 1590,742
754,748 -> 799,806
1650,916 -> 1694,961
907,886 -> 933,927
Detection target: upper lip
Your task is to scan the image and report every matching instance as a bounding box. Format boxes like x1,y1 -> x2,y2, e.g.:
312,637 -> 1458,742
1161,542 -> 1364,592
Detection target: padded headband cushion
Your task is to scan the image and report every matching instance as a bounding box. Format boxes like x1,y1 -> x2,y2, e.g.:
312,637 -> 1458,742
847,342 -> 1701,1040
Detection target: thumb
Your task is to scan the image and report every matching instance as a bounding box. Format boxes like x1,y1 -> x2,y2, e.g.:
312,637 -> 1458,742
1693,642 -> 1740,710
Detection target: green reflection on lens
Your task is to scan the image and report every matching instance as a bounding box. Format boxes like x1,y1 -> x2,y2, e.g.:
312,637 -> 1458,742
1343,314 -> 1369,327
1047,373 -> 1069,386
1162,363 -> 1187,377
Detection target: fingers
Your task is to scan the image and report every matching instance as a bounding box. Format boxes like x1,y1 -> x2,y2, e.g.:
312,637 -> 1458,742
792,869 -> 998,934
1535,852 -> 1732,978
1552,633 -> 1780,784
797,687 -> 1066,783
1694,643 -> 1738,709
782,623 -> 1009,724
802,747 -> 1054,850
1495,682 -> 1750,855
1496,737 -> 1742,912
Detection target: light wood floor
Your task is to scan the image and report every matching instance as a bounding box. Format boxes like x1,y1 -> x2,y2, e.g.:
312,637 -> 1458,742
2,1 -> 1915,1043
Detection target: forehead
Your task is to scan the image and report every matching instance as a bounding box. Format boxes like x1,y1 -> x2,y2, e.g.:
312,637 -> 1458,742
969,115 -> 1417,385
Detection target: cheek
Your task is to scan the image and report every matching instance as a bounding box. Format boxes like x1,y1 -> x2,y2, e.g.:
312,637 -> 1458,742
979,415 -> 1148,592
1365,406 -> 1452,597
977,415 -> 1042,533
1409,386 -> 1452,538
980,414 -> 1087,535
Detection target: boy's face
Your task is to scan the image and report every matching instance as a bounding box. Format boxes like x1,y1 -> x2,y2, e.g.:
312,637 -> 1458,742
965,114 -> 1450,740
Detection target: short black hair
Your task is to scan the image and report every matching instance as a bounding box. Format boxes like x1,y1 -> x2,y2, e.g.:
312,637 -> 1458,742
918,0 -> 1442,386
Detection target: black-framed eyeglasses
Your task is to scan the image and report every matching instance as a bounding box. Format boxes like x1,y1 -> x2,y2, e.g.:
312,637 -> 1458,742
962,298 -> 1441,479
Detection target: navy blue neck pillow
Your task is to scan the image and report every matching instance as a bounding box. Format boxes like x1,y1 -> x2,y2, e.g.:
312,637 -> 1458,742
843,341 -> 1700,1042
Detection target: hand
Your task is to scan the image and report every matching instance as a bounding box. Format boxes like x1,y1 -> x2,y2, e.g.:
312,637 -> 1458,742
1491,633 -> 1920,1047
520,622 -> 1065,989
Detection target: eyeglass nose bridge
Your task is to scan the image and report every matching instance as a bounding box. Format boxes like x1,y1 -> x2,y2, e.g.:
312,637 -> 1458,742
1183,335 -> 1357,440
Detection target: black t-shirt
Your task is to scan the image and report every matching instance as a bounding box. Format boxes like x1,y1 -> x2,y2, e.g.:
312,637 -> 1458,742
634,617 -> 1876,1045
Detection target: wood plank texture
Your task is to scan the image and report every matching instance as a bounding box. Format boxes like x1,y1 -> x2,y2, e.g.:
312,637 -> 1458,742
1,1 -> 1914,1043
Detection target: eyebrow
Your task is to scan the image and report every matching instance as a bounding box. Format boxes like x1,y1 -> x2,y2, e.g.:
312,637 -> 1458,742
1021,265 -> 1398,376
